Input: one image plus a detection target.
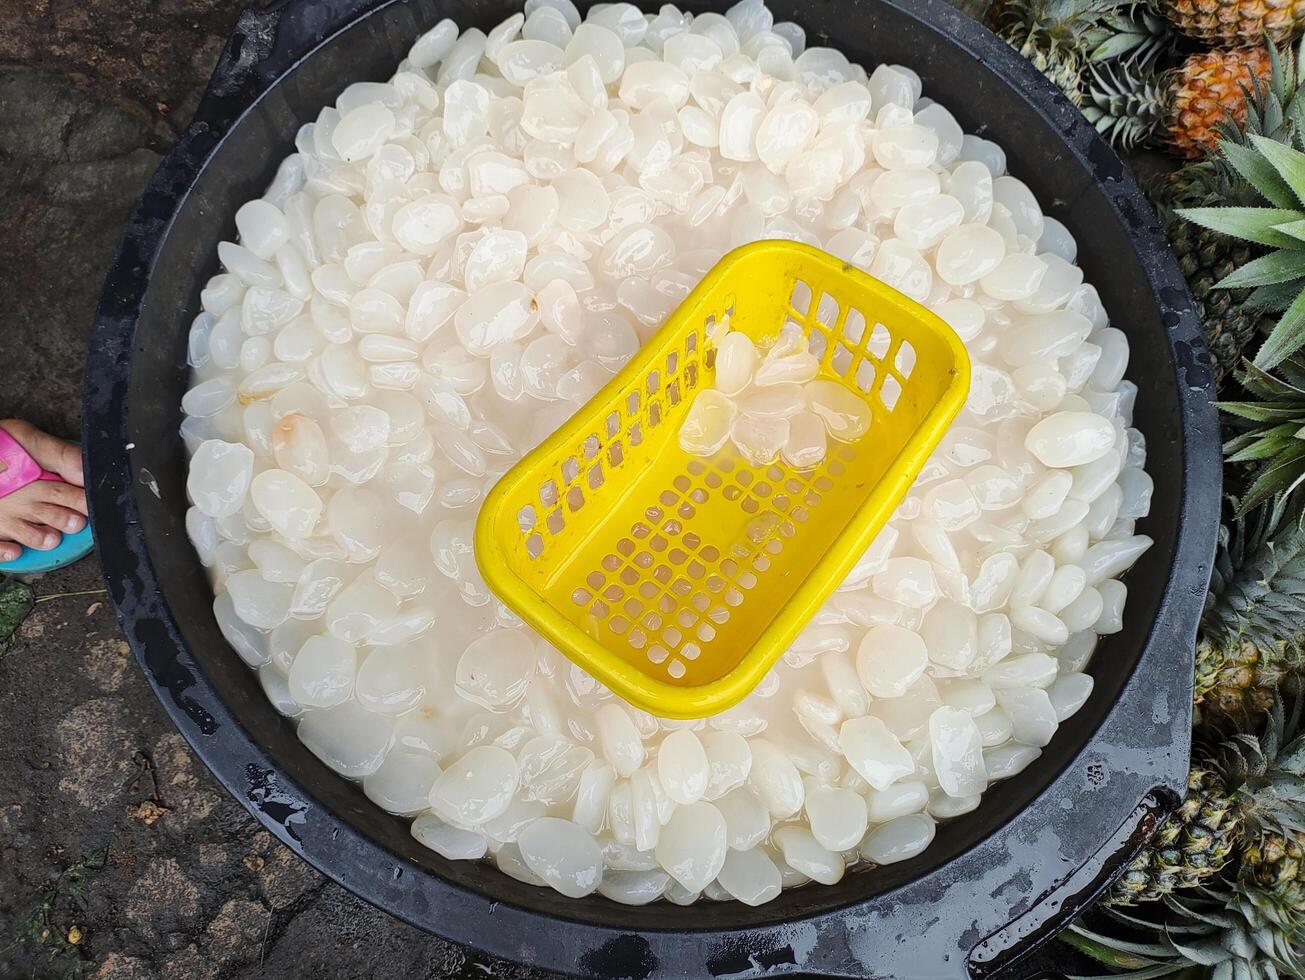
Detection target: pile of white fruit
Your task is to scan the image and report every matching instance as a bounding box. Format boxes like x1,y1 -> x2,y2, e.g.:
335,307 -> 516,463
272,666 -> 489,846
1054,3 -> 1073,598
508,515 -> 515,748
679,322 -> 874,468
181,0 -> 1154,906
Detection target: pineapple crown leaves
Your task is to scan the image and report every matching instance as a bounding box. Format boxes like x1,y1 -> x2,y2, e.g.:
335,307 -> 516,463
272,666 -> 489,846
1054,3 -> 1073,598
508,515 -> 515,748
1217,698 -> 1305,836
1083,58 -> 1169,150
1231,38 -> 1305,151
1065,887 -> 1304,979
1203,499 -> 1305,651
1220,358 -> 1305,516
1176,39 -> 1305,373
1089,3 -> 1175,67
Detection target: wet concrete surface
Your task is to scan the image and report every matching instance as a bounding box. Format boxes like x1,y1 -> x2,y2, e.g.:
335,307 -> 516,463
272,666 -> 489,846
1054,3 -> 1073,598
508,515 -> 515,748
0,1 -> 1109,976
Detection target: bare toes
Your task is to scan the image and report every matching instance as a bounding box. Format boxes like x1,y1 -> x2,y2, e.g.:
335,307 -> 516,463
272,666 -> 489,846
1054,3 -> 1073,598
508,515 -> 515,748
31,481 -> 89,518
0,519 -> 58,551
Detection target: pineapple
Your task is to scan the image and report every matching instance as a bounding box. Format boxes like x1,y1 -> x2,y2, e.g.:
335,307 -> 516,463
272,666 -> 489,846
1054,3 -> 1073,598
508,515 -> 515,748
1159,0 -> 1305,46
1067,884 -> 1303,978
1085,44 -> 1273,158
1193,507 -> 1305,726
1159,197 -> 1269,385
1108,766 -> 1240,903
986,0 -> 1165,105
1107,698 -> 1305,907
1244,830 -> 1305,924
1149,41 -> 1305,383
1077,702 -> 1305,976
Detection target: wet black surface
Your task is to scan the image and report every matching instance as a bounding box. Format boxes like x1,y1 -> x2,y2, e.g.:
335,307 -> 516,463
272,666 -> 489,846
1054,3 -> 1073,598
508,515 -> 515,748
3,0 -> 1202,976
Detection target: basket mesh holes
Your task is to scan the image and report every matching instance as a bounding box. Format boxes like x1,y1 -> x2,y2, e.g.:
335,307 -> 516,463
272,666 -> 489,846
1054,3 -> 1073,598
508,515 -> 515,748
682,643 -> 701,661
666,350 -> 679,375
562,457 -> 580,484
855,359 -> 875,393
895,340 -> 916,378
868,323 -> 891,359
608,441 -> 624,468
589,464 -> 605,490
572,587 -> 591,605
881,374 -> 902,410
833,343 -> 853,375
807,329 -> 828,359
667,658 -> 686,678
617,537 -> 635,557
584,434 -> 601,460
647,370 -> 661,396
816,293 -> 840,327
663,626 -> 683,647
696,623 -> 716,642
629,629 -> 647,649
668,379 -> 681,406
630,421 -> 643,446
540,480 -> 559,507
547,510 -> 565,534
567,485 -> 585,511
518,505 -> 537,532
610,615 -> 629,634
790,279 -> 813,316
588,571 -> 606,589
844,308 -> 867,345
600,555 -> 620,573
527,533 -> 544,558
606,411 -> 621,438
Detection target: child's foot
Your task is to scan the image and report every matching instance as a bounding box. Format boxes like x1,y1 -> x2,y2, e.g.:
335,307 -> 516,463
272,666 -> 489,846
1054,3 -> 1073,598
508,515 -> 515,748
0,420 -> 87,563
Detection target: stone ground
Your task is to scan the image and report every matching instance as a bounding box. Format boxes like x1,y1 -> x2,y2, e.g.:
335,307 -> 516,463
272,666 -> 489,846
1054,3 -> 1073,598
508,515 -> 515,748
0,1 -> 1112,977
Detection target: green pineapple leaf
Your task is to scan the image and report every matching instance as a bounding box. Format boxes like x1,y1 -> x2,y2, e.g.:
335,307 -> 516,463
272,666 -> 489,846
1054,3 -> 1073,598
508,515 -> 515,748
1254,286 -> 1305,368
1270,217 -> 1305,242
1215,249 -> 1305,290
1246,281 -> 1301,312
1237,447 -> 1305,516
1220,141 -> 1298,210
1249,133 -> 1305,205
1177,207 -> 1305,250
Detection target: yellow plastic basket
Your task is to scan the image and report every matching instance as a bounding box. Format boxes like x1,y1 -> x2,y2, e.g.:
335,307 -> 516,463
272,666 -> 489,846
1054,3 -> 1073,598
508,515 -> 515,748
475,241 -> 970,718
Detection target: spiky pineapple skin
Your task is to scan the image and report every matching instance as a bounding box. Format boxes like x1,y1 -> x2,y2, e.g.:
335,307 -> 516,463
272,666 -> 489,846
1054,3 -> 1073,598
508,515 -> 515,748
1107,767 -> 1240,904
1196,639 -> 1293,724
1168,46 -> 1273,157
1017,34 -> 1087,106
1242,830 -> 1305,939
1161,0 -> 1305,45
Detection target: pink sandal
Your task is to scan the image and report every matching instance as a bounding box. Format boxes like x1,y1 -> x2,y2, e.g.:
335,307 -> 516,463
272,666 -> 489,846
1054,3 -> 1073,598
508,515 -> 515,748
0,428 -> 94,574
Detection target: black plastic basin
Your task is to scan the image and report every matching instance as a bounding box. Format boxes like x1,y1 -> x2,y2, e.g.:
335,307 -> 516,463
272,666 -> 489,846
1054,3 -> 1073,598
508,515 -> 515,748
84,0 -> 1222,976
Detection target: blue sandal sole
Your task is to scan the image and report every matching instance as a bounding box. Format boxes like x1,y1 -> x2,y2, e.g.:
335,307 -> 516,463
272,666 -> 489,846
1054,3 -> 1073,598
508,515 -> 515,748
0,525 -> 95,575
